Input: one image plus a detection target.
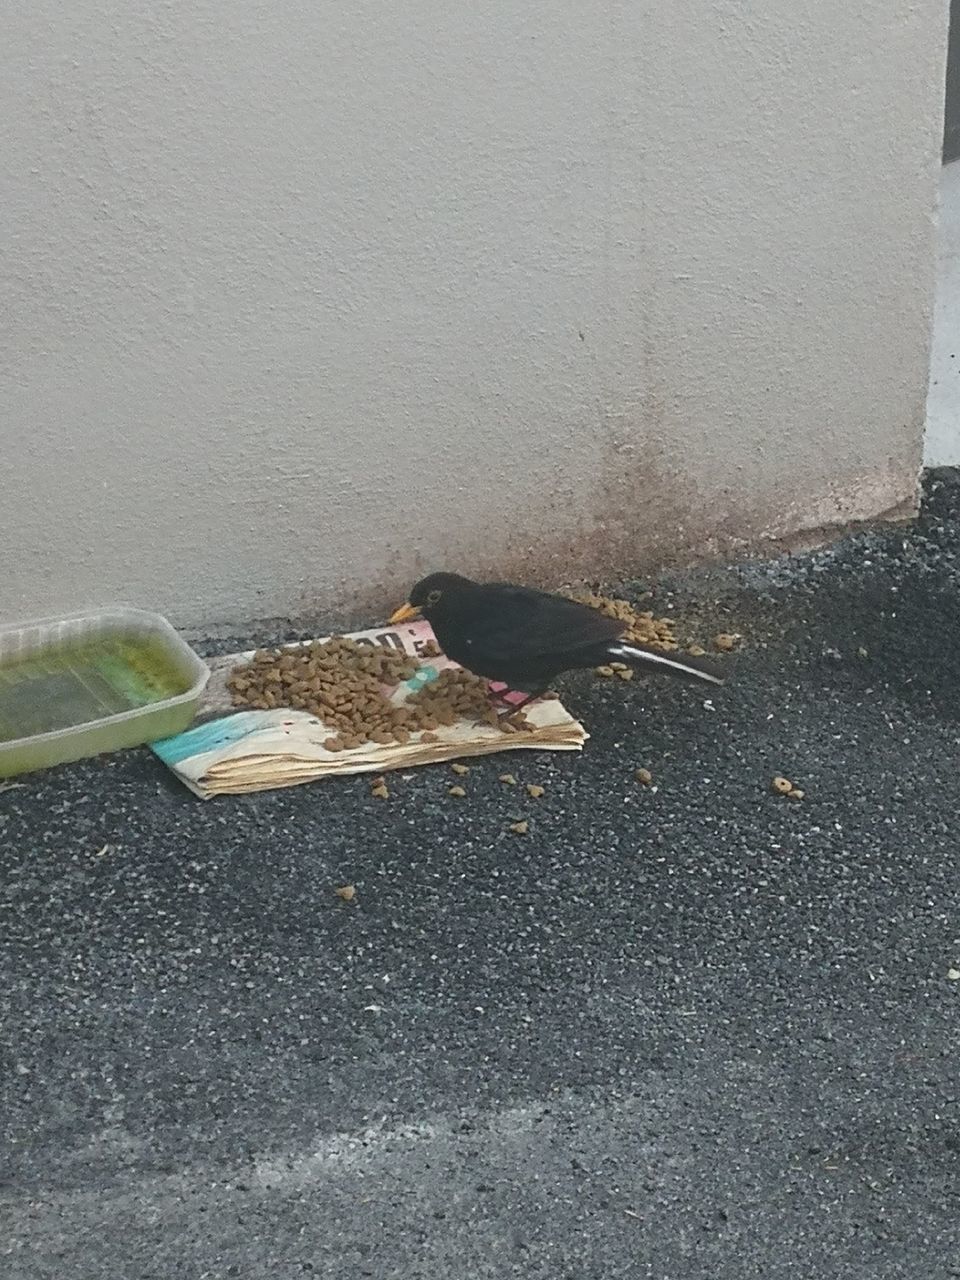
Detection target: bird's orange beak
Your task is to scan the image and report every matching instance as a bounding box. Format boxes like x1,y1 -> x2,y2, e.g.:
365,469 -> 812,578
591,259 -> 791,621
388,601 -> 420,625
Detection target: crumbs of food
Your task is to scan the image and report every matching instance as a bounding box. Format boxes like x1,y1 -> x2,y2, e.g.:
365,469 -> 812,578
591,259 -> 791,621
335,884 -> 356,902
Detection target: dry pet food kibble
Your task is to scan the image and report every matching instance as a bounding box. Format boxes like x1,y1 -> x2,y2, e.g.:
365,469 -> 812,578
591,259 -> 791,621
448,785 -> 466,798
499,773 -> 517,786
508,820 -> 529,835
573,591 -> 680,652
635,767 -> 653,786
573,590 -> 729,670
335,884 -> 356,902
713,633 -> 740,652
450,762 -> 469,776
408,666 -> 504,729
226,635 -> 523,747
772,776 -> 794,795
525,784 -> 545,798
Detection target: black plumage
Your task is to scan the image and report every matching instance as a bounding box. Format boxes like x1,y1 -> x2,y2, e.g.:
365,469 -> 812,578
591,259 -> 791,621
389,572 -> 724,710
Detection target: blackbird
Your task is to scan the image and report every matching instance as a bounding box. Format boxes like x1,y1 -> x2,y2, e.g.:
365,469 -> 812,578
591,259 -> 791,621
389,572 -> 724,712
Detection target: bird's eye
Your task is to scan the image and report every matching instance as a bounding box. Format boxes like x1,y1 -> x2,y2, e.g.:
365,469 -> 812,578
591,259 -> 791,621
426,589 -> 442,606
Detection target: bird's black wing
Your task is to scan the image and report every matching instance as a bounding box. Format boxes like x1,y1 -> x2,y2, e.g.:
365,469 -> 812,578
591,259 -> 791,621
464,583 -> 624,664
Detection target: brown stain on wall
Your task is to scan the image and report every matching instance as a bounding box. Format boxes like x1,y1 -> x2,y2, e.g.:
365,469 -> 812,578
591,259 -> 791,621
285,440 -> 918,633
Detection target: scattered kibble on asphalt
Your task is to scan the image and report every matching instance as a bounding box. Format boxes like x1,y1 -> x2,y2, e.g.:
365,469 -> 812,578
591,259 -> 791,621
635,767 -> 653,786
499,773 -> 517,786
772,776 -> 794,795
555,589 -> 717,684
526,784 -> 545,798
576,592 -> 680,651
448,785 -> 466,798
450,762 -> 469,776
509,821 -> 529,835
335,885 -> 356,902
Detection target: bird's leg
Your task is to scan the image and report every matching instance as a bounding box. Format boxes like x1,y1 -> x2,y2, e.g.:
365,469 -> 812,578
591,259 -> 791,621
496,686 -> 548,723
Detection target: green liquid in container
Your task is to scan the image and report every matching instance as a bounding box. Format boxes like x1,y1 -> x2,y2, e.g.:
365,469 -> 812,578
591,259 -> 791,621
0,636 -> 192,743
0,611 -> 209,777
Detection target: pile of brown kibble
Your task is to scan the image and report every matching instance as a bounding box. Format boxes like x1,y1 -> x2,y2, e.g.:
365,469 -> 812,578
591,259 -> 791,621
572,592 -> 679,650
226,636 -> 527,751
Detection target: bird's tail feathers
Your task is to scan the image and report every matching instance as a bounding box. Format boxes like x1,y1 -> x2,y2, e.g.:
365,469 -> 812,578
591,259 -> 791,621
608,643 -> 724,686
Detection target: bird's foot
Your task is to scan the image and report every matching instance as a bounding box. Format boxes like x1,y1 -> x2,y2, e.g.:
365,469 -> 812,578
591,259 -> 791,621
495,687 -> 548,729
497,709 -> 535,732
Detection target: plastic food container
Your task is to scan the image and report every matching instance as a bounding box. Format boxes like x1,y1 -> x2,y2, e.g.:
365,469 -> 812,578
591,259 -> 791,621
0,607 -> 210,778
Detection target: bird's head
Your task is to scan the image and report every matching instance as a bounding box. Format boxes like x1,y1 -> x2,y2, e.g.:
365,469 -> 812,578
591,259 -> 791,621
388,572 -> 476,624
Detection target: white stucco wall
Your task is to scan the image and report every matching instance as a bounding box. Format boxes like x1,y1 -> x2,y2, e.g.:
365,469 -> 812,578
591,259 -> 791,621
1,2 -> 948,626
924,160 -> 960,465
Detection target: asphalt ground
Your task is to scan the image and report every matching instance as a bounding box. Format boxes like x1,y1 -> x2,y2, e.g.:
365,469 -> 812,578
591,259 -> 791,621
3,472 -> 960,1279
